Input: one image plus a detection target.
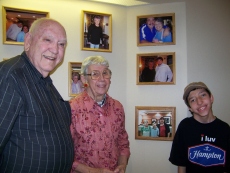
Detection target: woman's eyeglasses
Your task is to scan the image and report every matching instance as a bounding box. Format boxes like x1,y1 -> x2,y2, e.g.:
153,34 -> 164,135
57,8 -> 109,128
86,69 -> 112,80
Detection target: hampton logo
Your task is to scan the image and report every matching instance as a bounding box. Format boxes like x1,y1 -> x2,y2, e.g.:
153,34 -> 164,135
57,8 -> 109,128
189,143 -> 225,167
201,134 -> 216,142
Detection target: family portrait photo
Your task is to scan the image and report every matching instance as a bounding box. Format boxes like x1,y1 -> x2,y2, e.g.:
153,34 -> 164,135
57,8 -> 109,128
135,106 -> 176,141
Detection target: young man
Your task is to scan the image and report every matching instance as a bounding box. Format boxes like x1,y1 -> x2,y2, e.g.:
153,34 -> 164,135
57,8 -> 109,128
140,59 -> 155,82
169,82 -> 230,173
6,20 -> 23,41
155,57 -> 173,82
87,15 -> 103,49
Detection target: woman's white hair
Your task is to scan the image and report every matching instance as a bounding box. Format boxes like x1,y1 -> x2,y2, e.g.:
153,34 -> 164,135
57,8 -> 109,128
81,56 -> 109,75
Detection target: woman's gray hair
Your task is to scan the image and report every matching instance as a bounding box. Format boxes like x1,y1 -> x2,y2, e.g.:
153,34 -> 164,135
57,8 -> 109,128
81,56 -> 109,75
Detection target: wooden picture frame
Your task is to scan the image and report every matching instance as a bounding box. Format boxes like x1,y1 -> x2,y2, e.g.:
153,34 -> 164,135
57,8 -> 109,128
137,52 -> 175,85
2,6 -> 49,45
135,106 -> 176,141
137,13 -> 175,46
69,62 -> 84,97
81,10 -> 112,52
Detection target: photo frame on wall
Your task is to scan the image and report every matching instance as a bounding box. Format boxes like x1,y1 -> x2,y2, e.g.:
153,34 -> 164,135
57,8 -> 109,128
135,106 -> 176,141
137,13 -> 175,46
2,6 -> 49,45
69,62 -> 84,97
137,52 -> 175,85
81,10 -> 112,52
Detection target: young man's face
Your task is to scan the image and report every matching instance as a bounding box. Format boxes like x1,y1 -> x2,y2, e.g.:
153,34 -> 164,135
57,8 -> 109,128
148,62 -> 154,69
94,18 -> 100,26
188,88 -> 214,120
159,119 -> 164,124
157,59 -> 163,66
146,17 -> 155,30
17,22 -> 23,28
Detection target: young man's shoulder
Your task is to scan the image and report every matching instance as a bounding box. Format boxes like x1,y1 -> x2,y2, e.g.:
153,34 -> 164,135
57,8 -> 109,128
215,117 -> 230,129
178,117 -> 193,125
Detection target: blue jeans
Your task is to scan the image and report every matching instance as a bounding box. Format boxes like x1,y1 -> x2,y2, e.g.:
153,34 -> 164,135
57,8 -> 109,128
90,43 -> 99,49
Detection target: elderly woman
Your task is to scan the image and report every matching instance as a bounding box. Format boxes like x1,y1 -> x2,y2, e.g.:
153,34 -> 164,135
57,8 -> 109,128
70,56 -> 130,173
71,72 -> 84,94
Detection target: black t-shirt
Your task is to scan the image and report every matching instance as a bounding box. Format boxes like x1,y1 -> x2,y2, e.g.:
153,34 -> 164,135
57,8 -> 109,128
87,24 -> 103,44
169,117 -> 230,173
141,67 -> 155,82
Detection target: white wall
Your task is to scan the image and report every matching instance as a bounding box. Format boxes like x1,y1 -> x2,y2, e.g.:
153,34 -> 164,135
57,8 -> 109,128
125,2 -> 187,173
0,0 -> 128,102
0,0 -> 230,173
186,0 -> 230,124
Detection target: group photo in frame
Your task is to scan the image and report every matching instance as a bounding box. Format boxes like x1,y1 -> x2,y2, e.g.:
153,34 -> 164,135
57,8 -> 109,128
2,6 -> 49,45
81,10 -> 112,52
69,62 -> 84,97
137,13 -> 175,46
135,106 -> 176,141
137,52 -> 175,85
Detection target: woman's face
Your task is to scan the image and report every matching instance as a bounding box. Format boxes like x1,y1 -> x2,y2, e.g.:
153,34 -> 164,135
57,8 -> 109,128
155,21 -> 163,31
84,64 -> 111,101
72,76 -> 79,83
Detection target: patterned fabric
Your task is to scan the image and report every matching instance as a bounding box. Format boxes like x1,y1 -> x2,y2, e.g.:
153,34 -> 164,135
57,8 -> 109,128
0,52 -> 74,173
70,91 -> 130,172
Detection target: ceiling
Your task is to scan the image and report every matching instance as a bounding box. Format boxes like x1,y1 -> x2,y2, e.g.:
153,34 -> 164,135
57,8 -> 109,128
81,0 -> 185,6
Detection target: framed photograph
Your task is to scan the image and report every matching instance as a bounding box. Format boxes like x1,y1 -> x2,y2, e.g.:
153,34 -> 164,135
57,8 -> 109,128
164,116 -> 171,125
137,13 -> 175,46
135,106 -> 176,141
137,52 -> 175,85
2,6 -> 49,45
69,62 -> 84,97
81,10 -> 112,52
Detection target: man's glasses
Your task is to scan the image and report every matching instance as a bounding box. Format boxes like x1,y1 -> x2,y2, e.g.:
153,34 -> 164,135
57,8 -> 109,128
86,69 -> 112,80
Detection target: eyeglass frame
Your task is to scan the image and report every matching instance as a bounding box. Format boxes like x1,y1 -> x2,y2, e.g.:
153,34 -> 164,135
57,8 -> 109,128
85,69 -> 112,80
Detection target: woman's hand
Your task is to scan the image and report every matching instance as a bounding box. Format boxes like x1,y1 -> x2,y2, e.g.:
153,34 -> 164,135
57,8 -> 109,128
113,164 -> 126,173
88,167 -> 114,173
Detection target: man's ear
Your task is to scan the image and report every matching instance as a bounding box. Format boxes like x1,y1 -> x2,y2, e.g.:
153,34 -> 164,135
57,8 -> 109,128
210,94 -> 214,103
24,32 -> 31,51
